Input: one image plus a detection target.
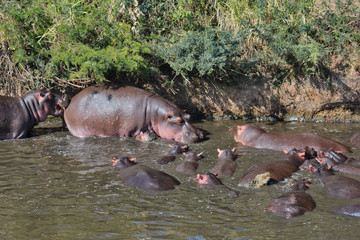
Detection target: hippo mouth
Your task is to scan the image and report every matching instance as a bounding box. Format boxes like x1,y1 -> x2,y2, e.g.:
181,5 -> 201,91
177,128 -> 204,144
54,95 -> 70,116
194,174 -> 210,185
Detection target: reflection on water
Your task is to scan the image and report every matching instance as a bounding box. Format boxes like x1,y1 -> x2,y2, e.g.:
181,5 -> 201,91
1,120 -> 360,239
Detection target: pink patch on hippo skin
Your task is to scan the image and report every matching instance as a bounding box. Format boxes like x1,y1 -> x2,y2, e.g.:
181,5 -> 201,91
194,174 -> 208,185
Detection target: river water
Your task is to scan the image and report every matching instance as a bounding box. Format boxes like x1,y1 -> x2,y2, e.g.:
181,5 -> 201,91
1,119 -> 360,239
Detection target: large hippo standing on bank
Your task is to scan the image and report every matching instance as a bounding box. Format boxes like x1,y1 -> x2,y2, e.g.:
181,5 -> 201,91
64,85 -> 203,144
234,124 -> 352,153
0,89 -> 70,140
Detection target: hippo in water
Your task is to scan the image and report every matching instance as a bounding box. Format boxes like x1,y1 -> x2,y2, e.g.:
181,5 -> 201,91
0,89 -> 69,140
238,148 -> 308,187
234,124 -> 351,153
308,162 -> 360,199
194,172 -> 239,197
210,148 -> 238,178
112,156 -> 181,191
267,179 -> 316,218
64,85 -> 203,144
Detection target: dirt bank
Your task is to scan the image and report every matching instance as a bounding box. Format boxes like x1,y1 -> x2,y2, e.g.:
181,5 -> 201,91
140,71 -> 360,123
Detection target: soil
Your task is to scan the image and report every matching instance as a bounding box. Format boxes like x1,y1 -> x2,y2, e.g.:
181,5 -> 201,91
139,70 -> 360,123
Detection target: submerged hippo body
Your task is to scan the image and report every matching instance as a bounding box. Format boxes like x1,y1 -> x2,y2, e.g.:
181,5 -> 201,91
234,124 -> 351,153
210,148 -> 238,178
64,85 -> 203,144
112,157 -> 180,191
267,179 -> 316,218
309,164 -> 360,199
332,203 -> 360,217
0,90 -> 69,140
176,152 -> 203,174
238,148 -> 306,187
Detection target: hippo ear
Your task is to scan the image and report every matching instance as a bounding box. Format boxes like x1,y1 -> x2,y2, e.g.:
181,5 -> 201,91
231,147 -> 237,153
183,114 -> 190,121
217,148 -> 221,153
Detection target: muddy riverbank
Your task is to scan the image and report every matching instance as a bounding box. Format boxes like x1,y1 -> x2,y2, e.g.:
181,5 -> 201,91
140,71 -> 360,123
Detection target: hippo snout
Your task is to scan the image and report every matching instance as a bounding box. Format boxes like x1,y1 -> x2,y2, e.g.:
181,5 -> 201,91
178,126 -> 203,144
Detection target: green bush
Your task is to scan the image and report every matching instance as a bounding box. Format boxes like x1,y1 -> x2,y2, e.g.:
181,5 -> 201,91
156,29 -> 244,82
1,0 -> 150,87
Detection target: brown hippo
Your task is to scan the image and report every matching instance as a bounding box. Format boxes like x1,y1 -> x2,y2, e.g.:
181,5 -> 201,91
175,152 -> 203,174
308,163 -> 360,199
238,148 -> 307,187
0,89 -> 69,140
210,148 -> 238,178
156,144 -> 189,165
234,124 -> 352,153
332,203 -> 360,217
194,172 -> 239,197
64,85 -> 203,144
316,156 -> 360,176
267,179 -> 316,218
350,132 -> 360,149
112,156 -> 181,191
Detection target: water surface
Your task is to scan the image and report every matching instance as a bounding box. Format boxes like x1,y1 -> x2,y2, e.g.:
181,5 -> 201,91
1,120 -> 360,239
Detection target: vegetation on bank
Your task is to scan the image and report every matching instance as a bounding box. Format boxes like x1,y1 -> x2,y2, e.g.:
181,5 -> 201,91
0,0 -> 359,95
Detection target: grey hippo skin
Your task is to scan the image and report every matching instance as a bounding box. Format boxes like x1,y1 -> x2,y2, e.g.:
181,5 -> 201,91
234,124 -> 352,153
64,85 -> 203,144
0,89 -> 69,140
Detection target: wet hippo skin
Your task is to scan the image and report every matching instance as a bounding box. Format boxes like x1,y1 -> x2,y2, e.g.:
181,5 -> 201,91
64,85 -> 203,144
112,156 -> 180,191
238,148 -> 307,187
332,203 -> 360,217
176,152 -> 203,174
309,163 -> 360,199
194,172 -> 239,197
210,148 -> 238,178
350,132 -> 360,149
0,89 -> 69,140
234,124 -> 352,153
267,179 -> 316,218
156,144 -> 189,165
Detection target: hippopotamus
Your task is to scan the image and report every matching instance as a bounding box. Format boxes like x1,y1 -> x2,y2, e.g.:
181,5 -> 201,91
194,172 -> 239,197
175,152 -> 203,174
210,148 -> 238,178
64,85 -> 203,144
316,156 -> 360,175
308,163 -> 360,199
112,156 -> 181,191
0,89 -> 69,140
350,132 -> 360,149
238,148 -> 307,187
267,179 -> 316,218
156,144 -> 189,165
135,131 -> 157,142
332,203 -> 360,217
234,124 -> 352,153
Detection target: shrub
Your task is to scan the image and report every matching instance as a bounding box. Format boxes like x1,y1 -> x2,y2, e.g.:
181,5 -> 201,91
156,28 -> 244,82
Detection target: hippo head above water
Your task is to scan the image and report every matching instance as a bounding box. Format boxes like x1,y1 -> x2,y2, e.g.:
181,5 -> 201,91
147,97 -> 203,144
112,156 -> 137,169
23,89 -> 70,123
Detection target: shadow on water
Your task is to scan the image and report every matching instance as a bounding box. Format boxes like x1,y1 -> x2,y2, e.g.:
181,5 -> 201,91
1,119 -> 360,239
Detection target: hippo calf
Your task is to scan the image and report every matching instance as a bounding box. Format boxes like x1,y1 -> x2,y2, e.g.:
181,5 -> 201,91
210,148 -> 238,178
112,156 -> 181,191
64,85 -> 203,144
234,124 -> 351,153
0,89 -> 69,140
267,179 -> 316,218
